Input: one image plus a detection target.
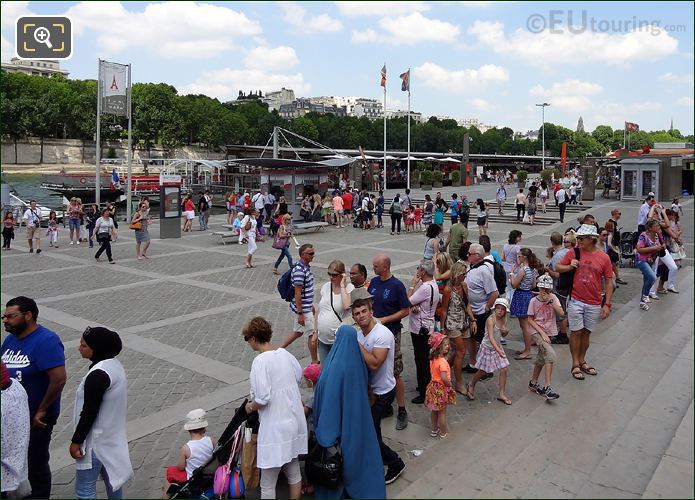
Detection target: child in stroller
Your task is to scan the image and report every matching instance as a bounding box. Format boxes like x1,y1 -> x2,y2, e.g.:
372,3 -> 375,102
620,231 -> 639,267
166,400 -> 256,499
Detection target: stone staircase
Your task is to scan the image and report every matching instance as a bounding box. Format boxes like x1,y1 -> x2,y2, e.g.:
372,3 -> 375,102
389,266 -> 694,499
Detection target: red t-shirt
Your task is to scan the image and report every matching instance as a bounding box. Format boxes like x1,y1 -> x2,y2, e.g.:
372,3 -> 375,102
342,192 -> 353,210
184,199 -> 194,211
560,248 -> 613,305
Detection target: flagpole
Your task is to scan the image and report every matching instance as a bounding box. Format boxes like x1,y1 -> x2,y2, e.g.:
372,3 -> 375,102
623,124 -> 626,149
383,81 -> 387,191
126,63 -> 133,223
95,60 -> 103,207
407,68 -> 411,191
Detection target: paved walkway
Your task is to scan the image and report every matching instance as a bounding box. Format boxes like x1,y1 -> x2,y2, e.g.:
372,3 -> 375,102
0,187 -> 692,498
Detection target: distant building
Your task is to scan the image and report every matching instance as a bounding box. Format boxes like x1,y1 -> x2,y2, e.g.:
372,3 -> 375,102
309,96 -> 360,114
352,98 -> 383,120
1,57 -> 69,77
514,130 -> 540,141
387,110 -> 424,123
261,88 -> 296,111
577,116 -> 585,133
457,117 -> 493,133
278,98 -> 347,119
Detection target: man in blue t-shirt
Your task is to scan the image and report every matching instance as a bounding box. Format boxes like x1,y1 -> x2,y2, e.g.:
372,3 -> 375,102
2,296 -> 66,499
450,193 -> 461,225
368,254 -> 411,430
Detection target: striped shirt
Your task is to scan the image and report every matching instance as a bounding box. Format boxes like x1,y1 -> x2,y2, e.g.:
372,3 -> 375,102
290,261 -> 314,314
516,264 -> 537,291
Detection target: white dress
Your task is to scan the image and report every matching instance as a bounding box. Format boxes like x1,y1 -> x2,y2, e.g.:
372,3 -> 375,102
1,380 -> 30,493
249,348 -> 308,469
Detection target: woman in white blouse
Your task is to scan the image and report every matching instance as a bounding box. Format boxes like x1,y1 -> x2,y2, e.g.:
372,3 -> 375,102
244,317 -> 307,500
315,260 -> 354,362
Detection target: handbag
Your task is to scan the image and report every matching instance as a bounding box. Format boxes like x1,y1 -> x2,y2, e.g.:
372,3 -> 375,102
129,220 -> 142,230
96,232 -> 110,243
240,429 -> 260,489
214,425 -> 244,499
272,234 -> 289,249
244,221 -> 252,231
305,441 -> 343,489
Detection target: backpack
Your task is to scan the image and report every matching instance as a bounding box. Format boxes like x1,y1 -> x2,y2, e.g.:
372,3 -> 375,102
367,199 -> 374,211
556,248 -> 580,297
278,265 -> 297,302
474,257 -> 507,295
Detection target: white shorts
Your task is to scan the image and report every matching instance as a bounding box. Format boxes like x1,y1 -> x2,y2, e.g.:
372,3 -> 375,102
567,298 -> 601,333
291,311 -> 315,335
185,210 -> 195,220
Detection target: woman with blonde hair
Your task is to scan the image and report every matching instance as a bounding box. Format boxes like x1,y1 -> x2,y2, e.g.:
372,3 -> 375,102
315,260 -> 354,361
272,214 -> 294,275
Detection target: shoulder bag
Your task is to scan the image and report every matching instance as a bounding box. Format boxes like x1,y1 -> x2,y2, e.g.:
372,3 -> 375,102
129,216 -> 142,230
305,441 -> 343,489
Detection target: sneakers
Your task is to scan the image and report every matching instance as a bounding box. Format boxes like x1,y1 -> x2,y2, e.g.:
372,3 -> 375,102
70,241 -> 75,245
642,295 -> 651,304
76,240 -> 80,245
640,302 -> 650,311
411,395 -> 425,404
668,287 -> 679,294
36,249 -> 41,254
463,364 -> 478,374
528,380 -> 540,394
538,386 -> 559,400
384,460 -> 405,485
649,293 -> 660,300
396,408 -> 408,430
480,372 -> 494,382
551,335 -> 569,345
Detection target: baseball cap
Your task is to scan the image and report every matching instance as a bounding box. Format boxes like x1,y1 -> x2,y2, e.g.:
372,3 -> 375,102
537,274 -> 554,289
183,408 -> 208,431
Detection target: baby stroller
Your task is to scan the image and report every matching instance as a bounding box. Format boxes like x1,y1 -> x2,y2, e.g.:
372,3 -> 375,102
168,400 -> 255,499
620,231 -> 638,268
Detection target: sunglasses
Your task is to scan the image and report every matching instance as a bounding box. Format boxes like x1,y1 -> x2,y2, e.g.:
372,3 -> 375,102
328,272 -> 341,277
563,240 -> 572,244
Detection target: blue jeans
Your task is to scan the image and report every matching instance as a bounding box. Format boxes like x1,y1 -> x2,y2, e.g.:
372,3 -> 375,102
317,339 -> 332,362
637,260 -> 656,299
274,246 -> 293,269
75,451 -> 123,499
198,211 -> 207,230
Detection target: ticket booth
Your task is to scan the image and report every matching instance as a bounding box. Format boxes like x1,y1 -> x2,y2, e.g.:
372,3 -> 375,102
159,174 -> 182,239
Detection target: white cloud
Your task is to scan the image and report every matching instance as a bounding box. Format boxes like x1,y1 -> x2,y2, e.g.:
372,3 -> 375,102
471,98 -> 493,112
180,68 -> 311,101
468,20 -> 678,67
244,46 -> 299,71
677,96 -> 695,107
413,62 -> 508,93
64,1 -> 261,58
1,33 -> 13,62
1,1 -> 32,28
281,3 -> 342,34
353,12 -> 460,45
529,79 -> 604,112
461,1 -> 516,7
658,72 -> 694,85
335,1 -> 429,17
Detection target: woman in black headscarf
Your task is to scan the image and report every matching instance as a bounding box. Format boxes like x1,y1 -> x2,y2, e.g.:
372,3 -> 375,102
70,327 -> 133,499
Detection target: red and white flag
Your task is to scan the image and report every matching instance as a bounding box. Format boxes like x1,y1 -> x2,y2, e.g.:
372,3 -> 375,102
625,121 -> 639,132
380,64 -> 387,87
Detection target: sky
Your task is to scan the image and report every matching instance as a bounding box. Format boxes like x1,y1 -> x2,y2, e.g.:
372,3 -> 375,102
2,1 -> 694,135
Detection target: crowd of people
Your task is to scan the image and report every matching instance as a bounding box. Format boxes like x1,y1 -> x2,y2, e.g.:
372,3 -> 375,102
1,184 -> 688,499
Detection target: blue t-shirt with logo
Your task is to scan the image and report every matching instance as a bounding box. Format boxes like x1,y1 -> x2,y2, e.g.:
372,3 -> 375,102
368,276 -> 410,334
1,325 -> 65,418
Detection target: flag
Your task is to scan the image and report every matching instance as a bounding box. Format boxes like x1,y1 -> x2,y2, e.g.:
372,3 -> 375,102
112,168 -> 120,184
380,64 -> 387,87
399,70 -> 410,92
625,121 -> 639,132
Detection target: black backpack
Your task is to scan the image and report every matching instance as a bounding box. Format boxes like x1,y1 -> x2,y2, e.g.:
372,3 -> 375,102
556,248 -> 580,297
473,257 -> 506,295
367,199 -> 374,211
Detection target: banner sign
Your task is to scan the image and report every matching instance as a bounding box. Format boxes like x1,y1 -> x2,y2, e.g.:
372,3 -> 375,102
100,60 -> 129,117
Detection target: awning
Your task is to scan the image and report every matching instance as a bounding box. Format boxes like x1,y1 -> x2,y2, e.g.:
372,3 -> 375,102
439,157 -> 461,163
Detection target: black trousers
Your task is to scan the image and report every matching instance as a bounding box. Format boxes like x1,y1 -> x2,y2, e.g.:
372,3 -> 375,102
411,332 -> 431,397
390,213 -> 402,233
95,238 -> 113,261
558,202 -> 567,223
371,388 -> 401,466
28,416 -> 57,499
516,204 -> 525,221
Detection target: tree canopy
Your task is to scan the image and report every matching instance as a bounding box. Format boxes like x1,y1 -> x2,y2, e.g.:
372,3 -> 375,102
2,71 -> 692,157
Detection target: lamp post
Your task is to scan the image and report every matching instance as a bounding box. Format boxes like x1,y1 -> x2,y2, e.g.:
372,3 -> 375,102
535,102 -> 550,170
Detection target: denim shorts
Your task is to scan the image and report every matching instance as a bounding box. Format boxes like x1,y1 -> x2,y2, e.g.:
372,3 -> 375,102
69,218 -> 81,231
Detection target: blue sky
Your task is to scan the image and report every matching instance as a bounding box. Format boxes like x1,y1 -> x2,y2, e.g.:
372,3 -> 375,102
2,1 -> 694,135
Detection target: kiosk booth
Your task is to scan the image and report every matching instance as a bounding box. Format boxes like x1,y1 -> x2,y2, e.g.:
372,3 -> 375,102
159,174 -> 182,239
620,158 -> 683,201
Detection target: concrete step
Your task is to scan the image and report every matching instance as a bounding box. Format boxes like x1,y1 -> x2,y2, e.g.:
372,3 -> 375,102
393,267 -> 693,499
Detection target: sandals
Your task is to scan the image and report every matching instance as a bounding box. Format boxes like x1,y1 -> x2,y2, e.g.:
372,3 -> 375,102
430,429 -> 439,437
514,353 -> 532,360
579,363 -> 598,376
496,396 -> 512,406
465,383 -> 475,401
571,365 -> 585,380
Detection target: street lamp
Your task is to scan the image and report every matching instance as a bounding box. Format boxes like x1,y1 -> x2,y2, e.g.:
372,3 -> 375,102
535,102 -> 550,169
